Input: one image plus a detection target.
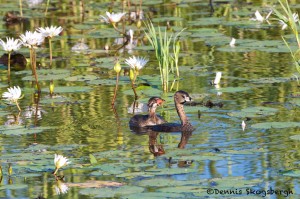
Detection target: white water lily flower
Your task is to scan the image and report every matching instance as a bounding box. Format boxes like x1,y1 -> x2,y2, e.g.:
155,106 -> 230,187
250,10 -> 272,23
125,56 -> 148,70
54,154 -> 70,175
37,26 -> 63,38
0,37 -> 22,52
229,38 -> 236,47
100,11 -> 126,24
54,180 -> 69,195
279,13 -> 299,30
213,72 -> 222,85
2,86 -> 22,103
19,30 -> 44,48
242,120 -> 246,131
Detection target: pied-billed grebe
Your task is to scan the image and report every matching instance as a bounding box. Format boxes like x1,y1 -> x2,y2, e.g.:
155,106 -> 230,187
148,90 -> 195,132
129,97 -> 166,128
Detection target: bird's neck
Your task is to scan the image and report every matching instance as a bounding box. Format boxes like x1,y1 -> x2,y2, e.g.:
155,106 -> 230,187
149,107 -> 156,118
175,101 -> 189,125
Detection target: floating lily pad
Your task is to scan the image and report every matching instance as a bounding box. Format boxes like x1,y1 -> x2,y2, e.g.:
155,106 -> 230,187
249,77 -> 290,84
123,86 -> 162,96
67,180 -> 123,188
157,185 -> 201,193
17,69 -> 71,81
41,86 -> 93,93
290,135 -> 300,141
87,77 -> 130,85
73,24 -> 94,30
137,178 -> 204,187
212,87 -> 250,93
39,96 -> 75,104
91,164 -> 126,175
145,167 -> 197,175
289,98 -> 300,106
116,171 -> 154,178
208,176 -> 261,188
65,75 -> 98,82
121,192 -> 185,199
224,148 -> 266,155
79,186 -> 144,198
251,122 -> 300,129
228,106 -> 278,118
0,184 -> 28,190
188,17 -> 225,26
282,169 -> 300,177
0,126 -> 55,135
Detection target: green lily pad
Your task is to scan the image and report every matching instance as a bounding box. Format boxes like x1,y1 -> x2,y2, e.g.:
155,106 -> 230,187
137,178 -> 204,187
0,126 -> 55,135
87,77 -> 130,85
73,24 -> 94,30
157,185 -> 201,193
0,184 -> 28,190
17,69 -> 71,81
120,192 -> 185,199
123,86 -> 162,96
290,135 -> 300,141
282,169 -> 300,177
289,98 -> 300,106
41,86 -> 93,93
251,122 -> 300,129
79,186 -> 144,198
224,148 -> 266,155
65,75 -> 98,82
145,167 -> 197,175
91,164 -> 126,175
39,96 -> 75,104
116,171 -> 154,178
250,77 -> 290,84
212,86 -> 251,93
209,176 -> 261,188
228,106 -> 278,118
188,17 -> 225,26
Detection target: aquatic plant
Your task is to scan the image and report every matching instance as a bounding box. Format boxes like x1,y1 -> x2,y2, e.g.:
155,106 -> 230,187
53,154 -> 70,175
2,86 -> 22,112
213,72 -> 222,85
242,120 -> 246,131
144,21 -> 185,92
37,26 -> 63,65
0,37 -> 22,83
20,30 -> 44,91
125,56 -> 148,99
273,0 -> 300,73
54,180 -> 69,195
112,60 -> 121,105
100,11 -> 126,25
100,11 -> 126,34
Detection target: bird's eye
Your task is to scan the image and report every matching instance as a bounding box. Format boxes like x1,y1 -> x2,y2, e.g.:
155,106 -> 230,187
182,95 -> 185,98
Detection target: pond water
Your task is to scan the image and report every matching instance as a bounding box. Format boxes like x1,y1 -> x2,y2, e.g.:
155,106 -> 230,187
0,0 -> 300,198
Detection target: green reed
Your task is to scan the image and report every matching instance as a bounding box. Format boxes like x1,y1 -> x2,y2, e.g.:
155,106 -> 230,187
274,0 -> 300,73
144,21 -> 184,92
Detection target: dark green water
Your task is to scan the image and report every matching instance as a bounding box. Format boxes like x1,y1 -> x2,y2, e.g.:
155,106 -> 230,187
0,0 -> 300,198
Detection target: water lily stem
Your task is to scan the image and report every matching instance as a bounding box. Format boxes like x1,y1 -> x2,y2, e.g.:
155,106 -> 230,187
45,0 -> 50,16
130,80 -> 138,100
112,23 -> 125,36
111,72 -> 120,105
7,52 -> 11,84
30,48 -> 40,92
53,167 -> 58,175
15,100 -> 21,112
19,0 -> 23,17
49,38 -> 52,66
